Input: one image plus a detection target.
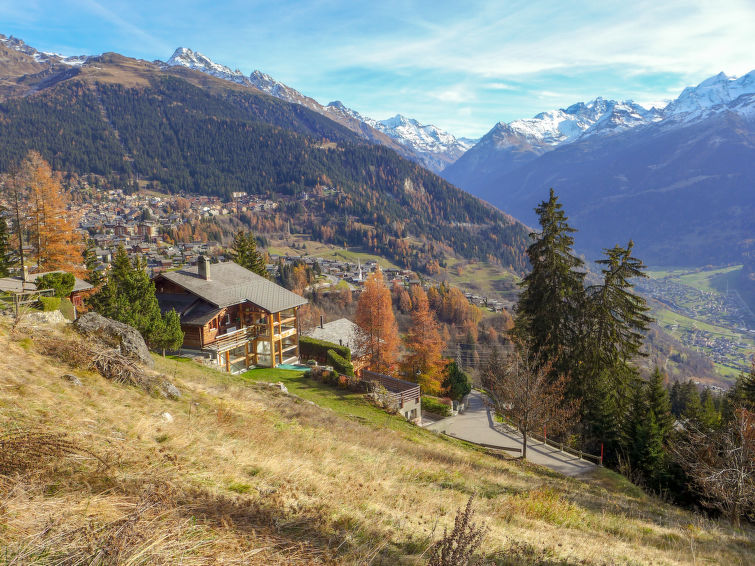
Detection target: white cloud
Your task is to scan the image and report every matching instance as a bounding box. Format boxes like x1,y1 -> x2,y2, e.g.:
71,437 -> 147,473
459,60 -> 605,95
331,0 -> 755,81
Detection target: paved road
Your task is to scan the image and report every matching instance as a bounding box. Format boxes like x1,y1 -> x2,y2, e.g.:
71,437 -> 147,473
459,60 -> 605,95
424,391 -> 595,477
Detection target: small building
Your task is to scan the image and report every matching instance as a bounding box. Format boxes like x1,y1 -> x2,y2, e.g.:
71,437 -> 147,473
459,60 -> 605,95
362,370 -> 421,423
306,317 -> 369,373
154,257 -> 307,373
0,268 -> 93,309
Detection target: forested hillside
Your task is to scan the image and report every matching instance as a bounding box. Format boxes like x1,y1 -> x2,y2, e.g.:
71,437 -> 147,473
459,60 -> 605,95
0,53 -> 529,273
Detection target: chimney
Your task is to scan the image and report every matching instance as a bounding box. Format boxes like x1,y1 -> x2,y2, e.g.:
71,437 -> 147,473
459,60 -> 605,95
198,255 -> 210,280
320,315 -> 324,329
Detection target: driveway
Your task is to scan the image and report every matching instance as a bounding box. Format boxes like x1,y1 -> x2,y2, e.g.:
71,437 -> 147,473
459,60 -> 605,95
424,390 -> 595,477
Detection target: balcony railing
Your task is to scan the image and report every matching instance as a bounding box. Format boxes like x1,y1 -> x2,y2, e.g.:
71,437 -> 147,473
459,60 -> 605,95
205,326 -> 261,353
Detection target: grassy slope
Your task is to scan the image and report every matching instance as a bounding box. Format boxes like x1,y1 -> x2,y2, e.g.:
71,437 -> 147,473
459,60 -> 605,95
1,319 -> 753,565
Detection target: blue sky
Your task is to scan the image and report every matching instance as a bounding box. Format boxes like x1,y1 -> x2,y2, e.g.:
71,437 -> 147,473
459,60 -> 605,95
2,0 -> 753,137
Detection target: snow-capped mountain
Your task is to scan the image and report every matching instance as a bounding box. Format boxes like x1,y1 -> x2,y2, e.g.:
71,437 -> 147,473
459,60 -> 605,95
664,70 -> 755,121
166,47 -> 248,85
495,97 -> 662,149
0,34 -> 88,66
443,69 -> 755,267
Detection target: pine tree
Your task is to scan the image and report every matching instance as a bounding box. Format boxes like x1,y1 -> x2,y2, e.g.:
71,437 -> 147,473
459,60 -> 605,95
647,368 -> 674,440
514,189 -> 585,376
230,230 -> 267,277
442,360 -> 472,401
580,242 -> 652,451
354,269 -> 399,374
83,240 -> 104,287
402,285 -> 446,393
88,246 -> 182,350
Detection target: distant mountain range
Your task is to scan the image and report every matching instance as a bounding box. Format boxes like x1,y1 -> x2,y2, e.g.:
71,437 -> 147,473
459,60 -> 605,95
0,34 -> 529,273
444,71 -> 755,266
165,47 -> 473,173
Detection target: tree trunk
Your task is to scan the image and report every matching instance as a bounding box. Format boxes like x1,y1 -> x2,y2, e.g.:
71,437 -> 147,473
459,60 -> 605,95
522,429 -> 528,459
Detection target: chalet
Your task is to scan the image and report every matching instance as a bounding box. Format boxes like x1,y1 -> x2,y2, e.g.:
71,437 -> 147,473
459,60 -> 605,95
154,257 -> 307,373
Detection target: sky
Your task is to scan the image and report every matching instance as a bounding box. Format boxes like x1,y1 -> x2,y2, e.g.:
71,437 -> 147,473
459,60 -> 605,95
1,0 -> 754,138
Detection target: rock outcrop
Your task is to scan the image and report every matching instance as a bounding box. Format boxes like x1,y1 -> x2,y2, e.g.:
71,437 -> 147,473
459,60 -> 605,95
73,312 -> 154,368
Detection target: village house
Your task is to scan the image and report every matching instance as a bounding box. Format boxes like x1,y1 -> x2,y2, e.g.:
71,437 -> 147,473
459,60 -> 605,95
154,257 -> 307,373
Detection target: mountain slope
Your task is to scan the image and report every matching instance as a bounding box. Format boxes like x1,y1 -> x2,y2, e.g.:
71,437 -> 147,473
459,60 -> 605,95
2,317 -> 752,565
165,47 -> 468,173
0,39 -> 529,272
444,71 -> 755,265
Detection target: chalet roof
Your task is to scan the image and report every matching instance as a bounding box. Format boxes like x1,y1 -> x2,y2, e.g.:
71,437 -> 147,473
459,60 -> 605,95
306,318 -> 363,356
0,272 -> 93,294
156,261 -> 307,313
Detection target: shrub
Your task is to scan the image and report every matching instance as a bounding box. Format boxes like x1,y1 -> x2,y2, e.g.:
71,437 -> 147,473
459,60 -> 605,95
39,296 -> 61,312
427,495 -> 487,566
35,272 -> 75,298
326,349 -> 354,376
422,396 -> 452,417
59,298 -> 75,320
299,336 -> 351,362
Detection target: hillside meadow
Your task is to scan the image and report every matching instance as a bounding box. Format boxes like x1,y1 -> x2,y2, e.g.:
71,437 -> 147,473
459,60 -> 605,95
0,317 -> 753,565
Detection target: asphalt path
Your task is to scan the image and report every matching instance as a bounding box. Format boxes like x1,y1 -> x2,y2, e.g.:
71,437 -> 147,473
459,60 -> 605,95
424,390 -> 595,477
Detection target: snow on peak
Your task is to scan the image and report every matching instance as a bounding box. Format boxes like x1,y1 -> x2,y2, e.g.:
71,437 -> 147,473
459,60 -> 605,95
505,97 -> 659,147
166,47 -> 247,84
0,33 -> 89,66
664,70 -> 755,119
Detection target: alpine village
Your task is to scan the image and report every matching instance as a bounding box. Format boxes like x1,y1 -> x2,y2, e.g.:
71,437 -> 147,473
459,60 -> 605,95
0,16 -> 754,566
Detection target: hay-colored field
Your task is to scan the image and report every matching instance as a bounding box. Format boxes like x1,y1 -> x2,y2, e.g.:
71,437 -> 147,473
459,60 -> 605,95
0,318 -> 753,564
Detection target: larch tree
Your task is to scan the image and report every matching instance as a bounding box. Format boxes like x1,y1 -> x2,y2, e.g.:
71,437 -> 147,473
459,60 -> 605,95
21,151 -> 83,273
402,285 -> 447,394
355,269 -> 399,374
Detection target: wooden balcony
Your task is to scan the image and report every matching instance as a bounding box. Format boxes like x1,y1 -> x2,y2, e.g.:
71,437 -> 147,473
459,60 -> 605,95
205,326 -> 261,353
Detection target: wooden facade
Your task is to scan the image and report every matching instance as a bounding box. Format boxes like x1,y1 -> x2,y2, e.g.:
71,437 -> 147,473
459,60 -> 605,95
154,261 -> 306,373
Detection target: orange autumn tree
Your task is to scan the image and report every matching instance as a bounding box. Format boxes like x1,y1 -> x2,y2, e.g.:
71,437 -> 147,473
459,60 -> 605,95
22,151 -> 83,273
403,285 -> 447,394
355,269 -> 399,373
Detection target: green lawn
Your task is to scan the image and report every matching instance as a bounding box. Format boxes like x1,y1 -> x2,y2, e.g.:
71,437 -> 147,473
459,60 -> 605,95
240,368 -> 421,436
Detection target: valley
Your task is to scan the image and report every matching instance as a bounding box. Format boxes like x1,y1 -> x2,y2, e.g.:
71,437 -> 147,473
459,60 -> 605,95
640,265 -> 755,381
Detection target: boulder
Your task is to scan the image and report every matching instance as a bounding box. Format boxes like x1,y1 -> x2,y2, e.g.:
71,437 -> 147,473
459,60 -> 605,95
61,373 -> 82,386
73,312 -> 154,368
23,310 -> 68,326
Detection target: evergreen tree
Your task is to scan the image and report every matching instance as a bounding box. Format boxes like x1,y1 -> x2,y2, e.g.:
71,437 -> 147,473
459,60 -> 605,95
0,214 -> 11,277
88,246 -> 183,350
230,230 -> 267,277
580,242 -> 652,451
647,368 -> 674,440
83,240 -> 104,287
514,189 -> 585,376
442,360 -> 472,401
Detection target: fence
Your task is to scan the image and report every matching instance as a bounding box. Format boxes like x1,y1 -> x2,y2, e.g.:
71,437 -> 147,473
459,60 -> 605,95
361,370 -> 420,409
494,407 -> 602,465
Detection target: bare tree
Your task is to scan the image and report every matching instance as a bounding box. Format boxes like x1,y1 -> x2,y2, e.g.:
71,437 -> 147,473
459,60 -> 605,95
482,343 -> 577,459
671,407 -> 754,527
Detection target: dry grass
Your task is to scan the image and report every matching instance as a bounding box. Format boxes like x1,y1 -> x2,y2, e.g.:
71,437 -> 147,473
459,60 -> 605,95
0,316 -> 753,565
